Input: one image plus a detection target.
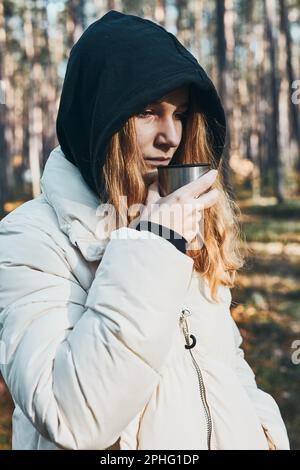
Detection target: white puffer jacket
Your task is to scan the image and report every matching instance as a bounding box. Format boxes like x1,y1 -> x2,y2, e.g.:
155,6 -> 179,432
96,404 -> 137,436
0,146 -> 290,450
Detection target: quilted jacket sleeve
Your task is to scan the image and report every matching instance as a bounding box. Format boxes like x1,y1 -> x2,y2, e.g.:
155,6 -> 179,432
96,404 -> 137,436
0,220 -> 194,450
229,305 -> 290,450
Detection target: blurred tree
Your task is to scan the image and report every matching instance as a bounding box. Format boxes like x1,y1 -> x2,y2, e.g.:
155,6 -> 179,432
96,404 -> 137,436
0,0 -> 299,207
264,0 -> 285,203
176,0 -> 194,49
155,0 -> 166,26
24,1 -> 43,198
215,0 -> 235,199
40,0 -> 59,168
278,0 -> 300,173
122,0 -> 144,16
1,0 -> 19,203
0,0 -> 7,217
67,0 -> 86,48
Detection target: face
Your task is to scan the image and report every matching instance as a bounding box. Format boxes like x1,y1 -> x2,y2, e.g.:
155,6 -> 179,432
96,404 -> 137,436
134,85 -> 189,174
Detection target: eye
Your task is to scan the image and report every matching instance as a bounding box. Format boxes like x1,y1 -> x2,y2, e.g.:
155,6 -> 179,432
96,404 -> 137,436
136,110 -> 188,120
137,110 -> 154,118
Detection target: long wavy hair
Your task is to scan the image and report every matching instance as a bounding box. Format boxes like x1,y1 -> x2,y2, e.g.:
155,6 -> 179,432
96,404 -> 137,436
101,88 -> 246,302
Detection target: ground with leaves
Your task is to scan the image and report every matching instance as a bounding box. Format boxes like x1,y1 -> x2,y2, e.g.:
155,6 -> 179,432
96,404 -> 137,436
0,197 -> 299,449
232,198 -> 300,450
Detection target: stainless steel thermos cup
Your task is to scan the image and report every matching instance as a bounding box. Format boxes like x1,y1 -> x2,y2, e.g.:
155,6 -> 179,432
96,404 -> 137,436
158,163 -> 211,196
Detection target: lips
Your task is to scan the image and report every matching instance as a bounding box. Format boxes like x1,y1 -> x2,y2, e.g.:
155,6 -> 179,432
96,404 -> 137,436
145,157 -> 170,161
144,157 -> 171,166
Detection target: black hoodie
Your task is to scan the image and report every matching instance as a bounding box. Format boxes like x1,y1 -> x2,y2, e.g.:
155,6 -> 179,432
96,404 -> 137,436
56,10 -> 226,200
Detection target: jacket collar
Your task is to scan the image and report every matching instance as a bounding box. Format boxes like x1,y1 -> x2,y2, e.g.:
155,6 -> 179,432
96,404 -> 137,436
40,145 -> 113,262
40,147 -> 209,288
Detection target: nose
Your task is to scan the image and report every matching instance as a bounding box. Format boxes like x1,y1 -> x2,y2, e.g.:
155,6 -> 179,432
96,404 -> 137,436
155,116 -> 182,150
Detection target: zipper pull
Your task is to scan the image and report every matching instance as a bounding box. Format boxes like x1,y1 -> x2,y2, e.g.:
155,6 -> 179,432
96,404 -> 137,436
180,308 -> 197,350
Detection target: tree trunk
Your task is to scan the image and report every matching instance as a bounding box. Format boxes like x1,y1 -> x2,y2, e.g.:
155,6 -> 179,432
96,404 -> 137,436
264,0 -> 285,203
176,0 -> 194,50
193,0 -> 204,63
24,4 -> 43,199
155,0 -> 166,26
67,0 -> 85,49
215,0 -> 235,200
0,0 -> 6,217
278,0 -> 300,174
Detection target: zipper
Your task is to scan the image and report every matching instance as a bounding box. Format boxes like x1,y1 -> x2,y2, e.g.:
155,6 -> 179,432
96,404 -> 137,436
179,308 -> 213,450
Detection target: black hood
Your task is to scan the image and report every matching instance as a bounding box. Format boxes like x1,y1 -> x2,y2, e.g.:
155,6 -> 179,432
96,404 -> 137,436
56,10 -> 226,199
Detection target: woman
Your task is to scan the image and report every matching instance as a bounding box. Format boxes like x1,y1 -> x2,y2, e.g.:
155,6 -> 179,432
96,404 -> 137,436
0,10 -> 290,450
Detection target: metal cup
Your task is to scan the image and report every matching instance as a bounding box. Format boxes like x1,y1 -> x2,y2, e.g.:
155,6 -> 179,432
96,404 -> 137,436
158,163 -> 211,197
157,163 -> 211,250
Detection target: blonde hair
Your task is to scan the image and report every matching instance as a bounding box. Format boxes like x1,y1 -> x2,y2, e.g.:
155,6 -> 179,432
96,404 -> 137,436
102,91 -> 245,303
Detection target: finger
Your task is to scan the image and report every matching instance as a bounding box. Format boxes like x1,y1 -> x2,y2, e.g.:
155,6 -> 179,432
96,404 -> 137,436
175,169 -> 218,199
192,188 -> 220,210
